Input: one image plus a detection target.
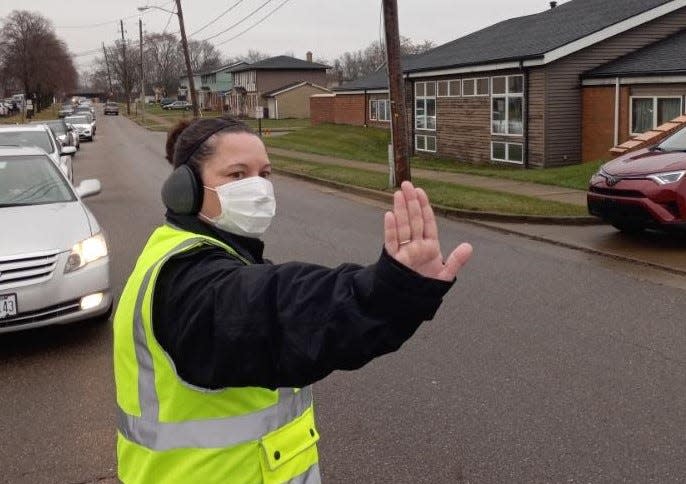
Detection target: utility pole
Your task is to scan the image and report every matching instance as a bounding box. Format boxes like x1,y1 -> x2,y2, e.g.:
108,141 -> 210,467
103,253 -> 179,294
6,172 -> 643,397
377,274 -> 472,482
120,20 -> 131,115
102,42 -> 113,98
139,18 -> 145,122
175,0 -> 199,118
383,0 -> 411,186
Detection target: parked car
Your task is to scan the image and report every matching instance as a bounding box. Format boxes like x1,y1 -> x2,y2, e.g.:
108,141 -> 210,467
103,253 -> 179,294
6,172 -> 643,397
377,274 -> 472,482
0,146 -> 112,333
104,101 -> 119,115
58,104 -> 74,118
31,119 -> 80,151
159,97 -> 175,106
64,114 -> 95,142
588,126 -> 686,232
163,101 -> 192,110
0,124 -> 74,181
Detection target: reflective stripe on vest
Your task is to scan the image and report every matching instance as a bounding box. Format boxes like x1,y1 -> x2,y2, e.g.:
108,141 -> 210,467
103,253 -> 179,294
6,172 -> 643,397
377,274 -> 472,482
118,235 -> 312,450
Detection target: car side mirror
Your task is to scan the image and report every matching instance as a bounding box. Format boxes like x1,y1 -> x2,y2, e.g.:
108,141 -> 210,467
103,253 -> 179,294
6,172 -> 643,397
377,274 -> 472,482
75,179 -> 101,198
61,146 -> 77,156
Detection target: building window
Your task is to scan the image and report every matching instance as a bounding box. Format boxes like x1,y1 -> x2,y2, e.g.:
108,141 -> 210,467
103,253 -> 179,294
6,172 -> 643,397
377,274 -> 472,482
492,141 -> 524,164
415,81 -> 436,131
491,75 -> 524,135
369,99 -> 390,122
631,96 -> 683,134
416,134 -> 437,153
463,78 -> 489,97
437,80 -> 461,97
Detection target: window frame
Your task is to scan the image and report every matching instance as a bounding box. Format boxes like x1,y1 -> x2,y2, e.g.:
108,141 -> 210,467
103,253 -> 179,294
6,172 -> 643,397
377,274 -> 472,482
491,75 -> 524,137
369,98 -> 391,122
437,80 -> 461,98
630,96 -> 683,135
463,77 -> 490,97
491,141 -> 524,165
416,134 -> 437,153
414,81 -> 437,132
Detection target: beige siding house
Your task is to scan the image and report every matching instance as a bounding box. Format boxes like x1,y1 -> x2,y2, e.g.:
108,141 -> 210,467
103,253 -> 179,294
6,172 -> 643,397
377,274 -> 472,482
263,82 -> 331,119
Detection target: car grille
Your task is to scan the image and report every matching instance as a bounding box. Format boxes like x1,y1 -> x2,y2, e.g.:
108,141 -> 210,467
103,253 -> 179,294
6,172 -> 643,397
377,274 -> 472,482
0,250 -> 60,289
0,299 -> 81,329
588,186 -> 645,198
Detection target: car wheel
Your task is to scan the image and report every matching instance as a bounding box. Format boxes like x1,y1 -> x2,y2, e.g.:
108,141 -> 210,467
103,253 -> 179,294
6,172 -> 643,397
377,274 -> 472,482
611,222 -> 645,234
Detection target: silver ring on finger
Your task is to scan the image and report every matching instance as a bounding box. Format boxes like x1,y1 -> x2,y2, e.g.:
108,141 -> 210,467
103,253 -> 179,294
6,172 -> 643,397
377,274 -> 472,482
399,240 -> 412,246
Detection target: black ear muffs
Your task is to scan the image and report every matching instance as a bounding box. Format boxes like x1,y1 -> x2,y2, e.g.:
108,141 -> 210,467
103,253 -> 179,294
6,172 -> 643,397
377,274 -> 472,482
161,164 -> 203,215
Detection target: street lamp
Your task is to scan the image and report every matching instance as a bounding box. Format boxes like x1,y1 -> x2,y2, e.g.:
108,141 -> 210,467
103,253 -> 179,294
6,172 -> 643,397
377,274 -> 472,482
138,1 -> 199,118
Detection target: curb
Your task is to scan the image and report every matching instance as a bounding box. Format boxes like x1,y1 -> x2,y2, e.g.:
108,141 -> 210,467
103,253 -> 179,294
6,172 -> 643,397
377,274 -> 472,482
272,168 -> 601,226
468,221 -> 686,277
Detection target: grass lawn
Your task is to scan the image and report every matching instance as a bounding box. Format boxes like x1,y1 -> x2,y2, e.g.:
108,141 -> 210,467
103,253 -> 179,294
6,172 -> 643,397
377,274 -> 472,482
264,123 -> 604,191
271,155 -> 587,217
0,105 -> 62,124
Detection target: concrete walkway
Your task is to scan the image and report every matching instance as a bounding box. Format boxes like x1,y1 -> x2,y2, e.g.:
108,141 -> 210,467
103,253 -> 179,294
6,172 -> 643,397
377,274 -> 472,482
136,113 -> 587,207
267,147 -> 588,206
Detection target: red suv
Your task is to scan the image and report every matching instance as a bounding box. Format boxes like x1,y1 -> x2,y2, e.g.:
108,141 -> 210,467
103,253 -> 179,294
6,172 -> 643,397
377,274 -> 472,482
588,126 -> 686,232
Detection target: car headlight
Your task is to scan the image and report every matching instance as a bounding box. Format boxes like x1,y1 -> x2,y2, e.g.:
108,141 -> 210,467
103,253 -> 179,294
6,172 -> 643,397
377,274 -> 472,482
64,233 -> 108,273
647,170 -> 686,185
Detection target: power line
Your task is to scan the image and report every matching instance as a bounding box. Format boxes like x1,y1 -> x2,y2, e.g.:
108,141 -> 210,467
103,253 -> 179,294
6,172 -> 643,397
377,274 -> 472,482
214,0 -> 294,47
200,0 -> 275,42
161,10 -> 176,34
190,0 -> 246,37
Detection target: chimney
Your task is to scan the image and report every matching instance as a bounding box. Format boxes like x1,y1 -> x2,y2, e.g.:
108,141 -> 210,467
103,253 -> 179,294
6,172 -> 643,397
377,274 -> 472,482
306,51 -> 313,63
549,1 -> 557,7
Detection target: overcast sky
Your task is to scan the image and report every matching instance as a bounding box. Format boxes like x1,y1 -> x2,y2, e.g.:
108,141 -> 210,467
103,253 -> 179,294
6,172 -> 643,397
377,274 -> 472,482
0,0 -> 563,72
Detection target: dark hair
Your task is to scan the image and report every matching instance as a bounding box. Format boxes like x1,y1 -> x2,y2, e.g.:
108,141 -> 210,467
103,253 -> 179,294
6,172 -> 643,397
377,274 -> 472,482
165,116 -> 256,175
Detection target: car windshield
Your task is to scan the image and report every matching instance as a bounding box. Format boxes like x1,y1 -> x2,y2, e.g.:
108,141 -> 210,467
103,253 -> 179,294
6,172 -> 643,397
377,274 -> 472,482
0,131 -> 53,154
0,155 -> 74,207
65,116 -> 90,125
657,126 -> 686,151
45,121 -> 66,135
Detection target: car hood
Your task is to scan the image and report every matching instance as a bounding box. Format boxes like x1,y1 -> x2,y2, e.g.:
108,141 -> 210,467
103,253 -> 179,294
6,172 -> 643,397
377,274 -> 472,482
603,148 -> 686,177
71,123 -> 91,129
0,202 -> 92,256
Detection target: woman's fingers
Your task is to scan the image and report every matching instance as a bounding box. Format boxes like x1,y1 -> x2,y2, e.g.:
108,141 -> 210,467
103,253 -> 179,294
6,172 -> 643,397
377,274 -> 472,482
384,211 -> 398,254
401,181 -> 423,241
439,243 -> 473,281
393,190 -> 411,244
416,187 -> 438,240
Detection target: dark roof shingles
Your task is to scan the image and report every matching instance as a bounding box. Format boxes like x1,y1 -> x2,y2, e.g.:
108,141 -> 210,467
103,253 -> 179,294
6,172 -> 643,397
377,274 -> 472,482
233,55 -> 329,72
408,0 -> 673,72
585,27 -> 686,77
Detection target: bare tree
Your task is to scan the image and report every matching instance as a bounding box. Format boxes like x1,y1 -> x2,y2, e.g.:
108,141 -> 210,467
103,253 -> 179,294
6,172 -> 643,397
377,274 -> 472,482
187,39 -> 221,73
331,36 -> 436,82
0,10 -> 77,109
144,32 -> 183,97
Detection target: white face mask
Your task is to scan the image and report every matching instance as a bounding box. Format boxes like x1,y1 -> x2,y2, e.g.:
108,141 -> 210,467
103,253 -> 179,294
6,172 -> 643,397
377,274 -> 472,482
201,176 -> 276,238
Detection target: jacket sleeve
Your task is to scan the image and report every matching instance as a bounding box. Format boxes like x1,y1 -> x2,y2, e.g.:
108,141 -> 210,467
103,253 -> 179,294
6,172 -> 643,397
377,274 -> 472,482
152,246 -> 454,390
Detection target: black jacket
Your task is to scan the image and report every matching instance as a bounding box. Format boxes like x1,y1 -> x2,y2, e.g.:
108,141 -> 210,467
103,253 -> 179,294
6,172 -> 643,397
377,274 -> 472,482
152,212 -> 454,390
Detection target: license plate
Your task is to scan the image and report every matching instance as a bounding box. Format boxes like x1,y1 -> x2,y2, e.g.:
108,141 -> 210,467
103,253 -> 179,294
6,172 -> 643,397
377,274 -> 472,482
0,294 -> 18,319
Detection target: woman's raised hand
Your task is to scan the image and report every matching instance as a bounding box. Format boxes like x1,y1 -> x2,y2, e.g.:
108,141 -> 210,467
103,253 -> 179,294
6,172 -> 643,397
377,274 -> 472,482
384,181 -> 473,282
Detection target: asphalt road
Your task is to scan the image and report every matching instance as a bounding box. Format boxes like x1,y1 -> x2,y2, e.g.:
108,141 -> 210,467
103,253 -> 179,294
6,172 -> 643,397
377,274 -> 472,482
2,111 -> 686,483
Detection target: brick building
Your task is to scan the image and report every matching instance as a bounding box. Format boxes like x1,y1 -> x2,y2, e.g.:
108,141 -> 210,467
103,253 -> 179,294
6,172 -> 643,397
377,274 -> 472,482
312,0 -> 686,168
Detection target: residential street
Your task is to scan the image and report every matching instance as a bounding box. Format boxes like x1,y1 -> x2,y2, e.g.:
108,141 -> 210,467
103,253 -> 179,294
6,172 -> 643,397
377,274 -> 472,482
2,112 -> 686,483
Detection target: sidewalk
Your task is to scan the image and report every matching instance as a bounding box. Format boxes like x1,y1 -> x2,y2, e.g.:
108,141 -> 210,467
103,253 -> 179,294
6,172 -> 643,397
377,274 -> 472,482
135,113 -> 587,207
267,147 -> 588,207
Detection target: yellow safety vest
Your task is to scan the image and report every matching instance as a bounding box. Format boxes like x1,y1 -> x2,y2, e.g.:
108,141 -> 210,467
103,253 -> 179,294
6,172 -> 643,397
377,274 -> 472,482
113,224 -> 320,484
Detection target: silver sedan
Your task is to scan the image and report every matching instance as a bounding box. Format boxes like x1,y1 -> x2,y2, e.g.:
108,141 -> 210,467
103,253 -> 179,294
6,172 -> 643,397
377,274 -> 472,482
0,146 -> 112,333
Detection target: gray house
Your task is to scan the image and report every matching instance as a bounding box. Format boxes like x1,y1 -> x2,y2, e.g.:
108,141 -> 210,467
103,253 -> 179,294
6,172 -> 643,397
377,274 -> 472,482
315,0 -> 686,167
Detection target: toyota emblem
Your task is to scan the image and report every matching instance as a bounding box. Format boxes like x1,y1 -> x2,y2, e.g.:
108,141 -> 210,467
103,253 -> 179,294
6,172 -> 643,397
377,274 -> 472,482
605,175 -> 620,186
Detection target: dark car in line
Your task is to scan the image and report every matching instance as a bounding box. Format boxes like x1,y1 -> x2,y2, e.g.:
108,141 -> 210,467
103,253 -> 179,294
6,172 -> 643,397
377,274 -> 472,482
587,126 -> 686,233
104,102 -> 119,115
